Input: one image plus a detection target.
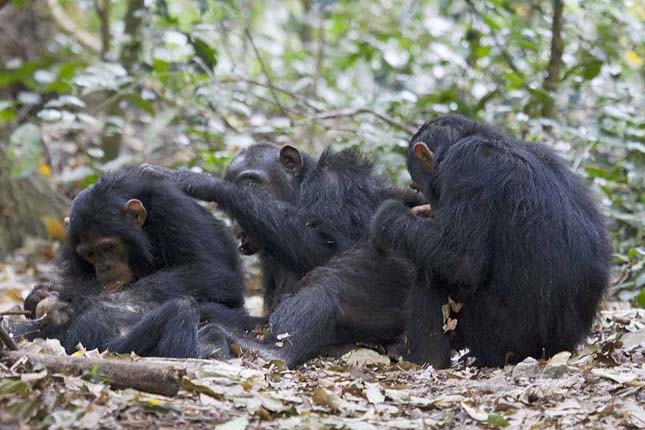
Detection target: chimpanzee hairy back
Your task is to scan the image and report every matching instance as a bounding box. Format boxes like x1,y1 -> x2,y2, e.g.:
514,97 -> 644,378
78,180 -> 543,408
371,115 -> 611,367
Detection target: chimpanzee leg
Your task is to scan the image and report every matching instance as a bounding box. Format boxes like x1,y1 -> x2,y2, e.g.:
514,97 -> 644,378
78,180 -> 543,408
266,283 -> 339,367
199,302 -> 266,332
197,323 -> 231,359
403,277 -> 451,368
107,298 -> 199,358
62,303 -> 130,353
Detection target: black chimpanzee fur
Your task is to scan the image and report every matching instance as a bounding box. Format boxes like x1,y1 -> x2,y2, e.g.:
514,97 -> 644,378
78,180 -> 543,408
21,167 -> 245,357
370,115 -> 611,367
154,144 -> 424,366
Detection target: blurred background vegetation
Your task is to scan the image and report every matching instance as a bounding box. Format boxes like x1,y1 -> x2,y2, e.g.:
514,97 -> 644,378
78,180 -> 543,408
0,0 -> 643,305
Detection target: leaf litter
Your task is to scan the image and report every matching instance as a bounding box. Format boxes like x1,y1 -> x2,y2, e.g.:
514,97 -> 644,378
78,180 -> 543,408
1,250 -> 644,429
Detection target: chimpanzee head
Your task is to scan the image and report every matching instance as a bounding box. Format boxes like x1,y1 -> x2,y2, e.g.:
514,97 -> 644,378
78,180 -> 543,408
224,143 -> 314,255
62,171 -> 156,291
225,143 -> 313,203
407,115 -> 477,200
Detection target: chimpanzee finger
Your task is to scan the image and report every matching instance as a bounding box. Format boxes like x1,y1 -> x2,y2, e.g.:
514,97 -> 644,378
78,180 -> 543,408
411,204 -> 432,217
137,163 -> 173,179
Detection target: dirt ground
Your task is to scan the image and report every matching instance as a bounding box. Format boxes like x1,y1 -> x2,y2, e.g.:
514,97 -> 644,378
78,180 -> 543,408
1,241 -> 643,430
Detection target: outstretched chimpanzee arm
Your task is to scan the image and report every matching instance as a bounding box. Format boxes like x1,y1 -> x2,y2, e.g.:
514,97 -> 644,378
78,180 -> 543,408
164,170 -> 338,272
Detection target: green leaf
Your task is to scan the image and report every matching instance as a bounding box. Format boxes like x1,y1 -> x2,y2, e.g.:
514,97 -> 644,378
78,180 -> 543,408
503,70 -> 524,90
584,166 -> 626,183
637,288 -> 645,308
487,413 -> 510,428
190,36 -> 218,70
475,45 -> 492,59
581,61 -> 603,80
0,379 -> 29,395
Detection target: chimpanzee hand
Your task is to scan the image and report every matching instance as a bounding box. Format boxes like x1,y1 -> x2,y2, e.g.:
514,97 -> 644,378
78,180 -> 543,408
369,199 -> 411,253
138,163 -> 174,179
138,164 -> 195,188
35,296 -> 75,328
24,281 -> 58,318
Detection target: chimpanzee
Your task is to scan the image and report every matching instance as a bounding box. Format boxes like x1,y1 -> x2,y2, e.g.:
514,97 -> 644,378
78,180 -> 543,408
19,166 -> 245,357
143,144 -> 425,366
369,115 -> 611,368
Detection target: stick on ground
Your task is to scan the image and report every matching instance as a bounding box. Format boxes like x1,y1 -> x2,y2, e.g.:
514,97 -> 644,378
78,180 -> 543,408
1,350 -> 186,397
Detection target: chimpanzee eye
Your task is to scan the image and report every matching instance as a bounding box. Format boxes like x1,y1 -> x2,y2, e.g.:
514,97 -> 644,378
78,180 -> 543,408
238,172 -> 263,187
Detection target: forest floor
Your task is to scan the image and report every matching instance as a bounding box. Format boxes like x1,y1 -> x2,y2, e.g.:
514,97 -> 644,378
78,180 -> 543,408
0,241 -> 643,430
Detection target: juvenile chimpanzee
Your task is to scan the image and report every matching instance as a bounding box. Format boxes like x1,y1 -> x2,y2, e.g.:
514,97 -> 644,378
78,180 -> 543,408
145,144 -> 424,366
370,115 -> 611,368
21,167 -> 245,357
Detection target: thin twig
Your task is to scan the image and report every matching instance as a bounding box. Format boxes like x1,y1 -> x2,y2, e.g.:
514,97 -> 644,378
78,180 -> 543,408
306,107 -> 416,135
244,28 -> 291,122
0,310 -> 30,316
218,77 -> 324,113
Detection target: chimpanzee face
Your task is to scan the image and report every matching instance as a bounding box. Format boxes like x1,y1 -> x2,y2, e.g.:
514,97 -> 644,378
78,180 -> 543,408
225,144 -> 304,202
74,198 -> 147,291
76,234 -> 132,290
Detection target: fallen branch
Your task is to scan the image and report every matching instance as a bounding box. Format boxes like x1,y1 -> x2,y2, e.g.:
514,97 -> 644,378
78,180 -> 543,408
1,351 -> 186,397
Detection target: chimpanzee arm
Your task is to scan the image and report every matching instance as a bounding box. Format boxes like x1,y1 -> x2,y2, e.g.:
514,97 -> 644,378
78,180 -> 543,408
381,187 -> 429,208
370,199 -> 489,294
114,262 -> 244,308
168,170 -> 339,272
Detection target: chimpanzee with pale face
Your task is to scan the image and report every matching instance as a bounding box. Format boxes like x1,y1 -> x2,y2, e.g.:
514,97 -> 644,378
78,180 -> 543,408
20,167 -> 245,357
370,115 -> 611,367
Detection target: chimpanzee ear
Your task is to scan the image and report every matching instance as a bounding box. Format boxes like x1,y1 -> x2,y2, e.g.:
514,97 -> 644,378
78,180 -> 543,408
412,141 -> 434,171
123,199 -> 147,227
279,145 -> 303,173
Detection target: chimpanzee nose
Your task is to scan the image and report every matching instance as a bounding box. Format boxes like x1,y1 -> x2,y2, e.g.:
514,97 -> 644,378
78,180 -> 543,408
410,181 -> 420,191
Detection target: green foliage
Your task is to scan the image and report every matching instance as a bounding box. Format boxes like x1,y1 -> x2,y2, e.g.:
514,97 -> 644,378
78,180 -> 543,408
0,0 -> 643,303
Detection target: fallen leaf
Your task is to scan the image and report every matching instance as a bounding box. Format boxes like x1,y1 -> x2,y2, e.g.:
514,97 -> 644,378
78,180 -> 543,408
364,383 -> 384,404
20,370 -> 48,383
312,387 -> 355,412
547,351 -> 572,366
591,368 -> 638,384
341,348 -> 390,367
461,401 -> 488,421
215,417 -> 248,430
